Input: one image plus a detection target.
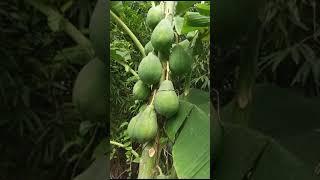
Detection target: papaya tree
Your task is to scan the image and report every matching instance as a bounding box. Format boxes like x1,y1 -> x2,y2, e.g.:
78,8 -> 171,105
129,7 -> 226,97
110,1 -> 211,179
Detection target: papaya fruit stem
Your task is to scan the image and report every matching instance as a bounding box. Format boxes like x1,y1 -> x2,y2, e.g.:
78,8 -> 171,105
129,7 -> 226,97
166,61 -> 169,80
150,90 -> 157,105
151,1 -> 156,7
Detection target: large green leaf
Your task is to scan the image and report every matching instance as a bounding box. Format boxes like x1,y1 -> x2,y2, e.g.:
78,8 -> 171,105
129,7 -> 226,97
219,84 -> 320,179
175,1 -> 200,16
74,156 -> 108,180
215,123 -> 318,180
173,105 -> 210,179
165,100 -> 194,142
165,88 -> 210,179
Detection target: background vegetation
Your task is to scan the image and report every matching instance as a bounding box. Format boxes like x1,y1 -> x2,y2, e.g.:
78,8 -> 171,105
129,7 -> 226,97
0,0 -> 104,180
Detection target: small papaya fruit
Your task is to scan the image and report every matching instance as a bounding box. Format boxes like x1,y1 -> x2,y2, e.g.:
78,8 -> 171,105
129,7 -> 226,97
128,105 -> 158,143
144,41 -> 154,55
133,80 -> 150,100
146,6 -> 164,30
169,44 -> 193,75
72,58 -> 107,120
138,52 -> 162,85
139,104 -> 148,112
151,19 -> 174,53
127,113 -> 139,138
154,80 -> 179,118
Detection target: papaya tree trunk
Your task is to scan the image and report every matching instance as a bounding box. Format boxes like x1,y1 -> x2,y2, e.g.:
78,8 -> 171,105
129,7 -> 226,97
231,20 -> 263,126
138,142 -> 157,178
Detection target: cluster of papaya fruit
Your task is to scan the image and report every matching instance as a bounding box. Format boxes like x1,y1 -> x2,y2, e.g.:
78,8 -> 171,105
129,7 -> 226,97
128,4 -> 193,143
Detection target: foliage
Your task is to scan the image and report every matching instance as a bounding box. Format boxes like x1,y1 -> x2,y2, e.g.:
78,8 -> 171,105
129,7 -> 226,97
0,0 -> 104,180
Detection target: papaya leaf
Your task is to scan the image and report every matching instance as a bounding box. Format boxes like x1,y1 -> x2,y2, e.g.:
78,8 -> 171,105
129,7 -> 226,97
174,16 -> 184,35
195,3 -> 210,16
173,105 -> 210,179
215,123 -> 318,180
221,84 -> 320,177
74,156 -> 108,180
165,100 -> 194,142
181,12 -> 209,34
165,89 -> 210,178
175,1 -> 200,16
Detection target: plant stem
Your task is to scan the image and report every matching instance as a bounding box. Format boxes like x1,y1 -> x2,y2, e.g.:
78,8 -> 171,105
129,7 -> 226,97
138,142 -> 157,178
25,0 -> 94,57
113,58 -> 139,78
110,10 -> 146,57
150,90 -> 157,105
184,70 -> 192,96
110,140 -> 139,159
166,61 -> 169,80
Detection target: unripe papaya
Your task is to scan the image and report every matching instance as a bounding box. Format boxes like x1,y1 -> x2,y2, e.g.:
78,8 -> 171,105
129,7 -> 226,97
133,80 -> 150,100
72,58 -> 107,120
127,113 -> 139,138
144,41 -> 154,55
138,52 -> 162,85
169,44 -> 193,75
128,105 -> 158,143
146,6 -> 164,30
151,19 -> 174,53
154,80 -> 179,118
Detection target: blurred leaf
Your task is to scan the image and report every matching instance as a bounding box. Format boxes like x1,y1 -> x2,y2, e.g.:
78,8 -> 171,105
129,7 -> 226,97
175,1 -> 199,16
181,12 -> 209,34
79,121 -> 94,136
92,139 -> 109,159
174,16 -> 184,35
195,3 -> 210,16
172,106 -> 210,179
74,156 -> 108,180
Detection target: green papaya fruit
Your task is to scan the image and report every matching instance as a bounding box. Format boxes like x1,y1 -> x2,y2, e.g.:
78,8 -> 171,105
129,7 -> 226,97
151,19 -> 174,53
89,0 -> 107,62
144,41 -> 154,55
133,80 -> 150,100
138,52 -> 162,85
127,113 -> 139,138
128,105 -> 158,143
72,58 -> 107,120
139,104 -> 148,112
146,6 -> 164,30
154,80 -> 179,118
169,44 -> 193,75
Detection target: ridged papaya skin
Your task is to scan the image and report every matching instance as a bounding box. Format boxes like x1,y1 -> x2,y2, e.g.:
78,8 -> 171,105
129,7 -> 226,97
169,44 -> 193,75
89,0 -> 107,62
72,58 -> 107,120
133,80 -> 150,100
146,6 -> 164,30
127,105 -> 158,143
151,19 -> 174,53
154,80 -> 179,118
138,52 -> 162,85
144,41 -> 154,55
